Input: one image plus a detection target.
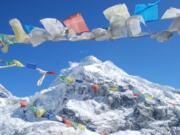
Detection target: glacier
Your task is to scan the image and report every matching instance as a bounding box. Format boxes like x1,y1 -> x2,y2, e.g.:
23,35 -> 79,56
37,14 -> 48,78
0,56 -> 180,135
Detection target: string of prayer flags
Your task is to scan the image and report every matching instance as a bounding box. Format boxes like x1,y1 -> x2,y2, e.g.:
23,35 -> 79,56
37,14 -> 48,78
0,59 -> 56,86
1,2 -> 180,54
1,4 -> 180,53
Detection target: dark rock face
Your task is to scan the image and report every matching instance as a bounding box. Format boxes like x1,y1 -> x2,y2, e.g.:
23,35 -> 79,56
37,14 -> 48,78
106,94 -> 137,109
25,79 -> 180,135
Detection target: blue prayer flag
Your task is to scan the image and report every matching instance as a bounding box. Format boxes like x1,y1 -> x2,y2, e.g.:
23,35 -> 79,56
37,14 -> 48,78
26,63 -> 37,69
75,79 -> 83,83
43,112 -> 54,120
0,93 -> 7,98
134,0 -> 160,22
24,25 -> 35,33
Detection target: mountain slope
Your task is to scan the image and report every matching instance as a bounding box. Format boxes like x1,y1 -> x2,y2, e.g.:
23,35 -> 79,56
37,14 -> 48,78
0,56 -> 180,135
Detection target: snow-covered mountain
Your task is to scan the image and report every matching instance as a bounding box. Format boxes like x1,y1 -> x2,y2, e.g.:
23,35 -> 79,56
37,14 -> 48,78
0,56 -> 180,135
0,84 -> 12,98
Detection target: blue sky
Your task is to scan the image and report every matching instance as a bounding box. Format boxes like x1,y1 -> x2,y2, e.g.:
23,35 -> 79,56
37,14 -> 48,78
0,0 -> 180,97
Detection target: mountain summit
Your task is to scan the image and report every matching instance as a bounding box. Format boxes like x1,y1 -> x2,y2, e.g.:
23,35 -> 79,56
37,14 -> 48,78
0,56 -> 180,135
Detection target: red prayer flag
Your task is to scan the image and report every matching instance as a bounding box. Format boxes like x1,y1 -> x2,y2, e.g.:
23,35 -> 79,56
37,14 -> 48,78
133,93 -> 140,97
47,71 -> 57,75
63,13 -> 89,34
19,100 -> 28,108
101,133 -> 108,135
168,102 -> 176,107
91,84 -> 100,93
63,118 -> 72,127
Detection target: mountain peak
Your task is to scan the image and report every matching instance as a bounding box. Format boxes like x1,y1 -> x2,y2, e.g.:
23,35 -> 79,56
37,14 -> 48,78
80,56 -> 102,65
60,56 -> 128,86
